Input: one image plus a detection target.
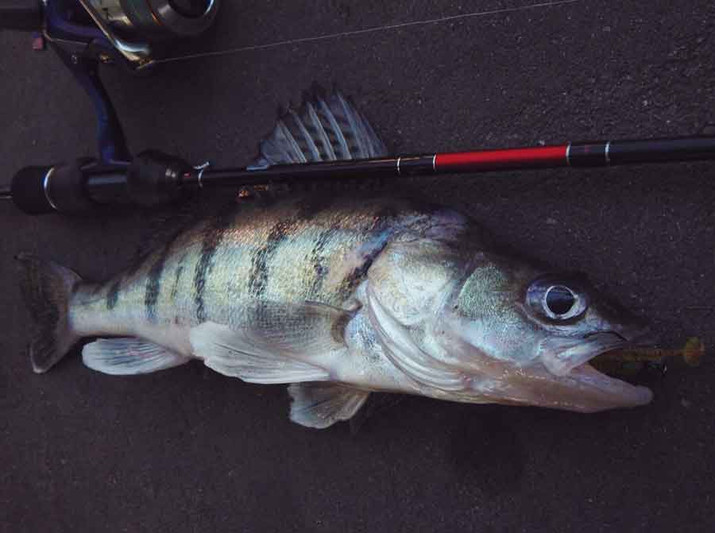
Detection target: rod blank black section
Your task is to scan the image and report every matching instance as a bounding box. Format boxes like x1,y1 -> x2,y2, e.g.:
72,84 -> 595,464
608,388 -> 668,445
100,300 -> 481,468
397,155 -> 434,176
609,137 -> 715,165
199,157 -> 399,187
568,143 -> 609,167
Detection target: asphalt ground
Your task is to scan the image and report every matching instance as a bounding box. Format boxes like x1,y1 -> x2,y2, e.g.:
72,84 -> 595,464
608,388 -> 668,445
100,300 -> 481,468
1,1 -> 714,531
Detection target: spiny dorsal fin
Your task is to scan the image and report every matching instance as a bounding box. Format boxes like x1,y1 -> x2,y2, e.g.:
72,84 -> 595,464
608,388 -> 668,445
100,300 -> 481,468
250,91 -> 388,168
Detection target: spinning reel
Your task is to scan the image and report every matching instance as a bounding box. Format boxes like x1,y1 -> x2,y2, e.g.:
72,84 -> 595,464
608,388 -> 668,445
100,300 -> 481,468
1,0 -> 221,164
3,0 -> 220,69
0,0 -> 221,211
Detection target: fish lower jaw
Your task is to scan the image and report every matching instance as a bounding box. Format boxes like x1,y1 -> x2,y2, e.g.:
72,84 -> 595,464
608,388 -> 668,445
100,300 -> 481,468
567,363 -> 654,411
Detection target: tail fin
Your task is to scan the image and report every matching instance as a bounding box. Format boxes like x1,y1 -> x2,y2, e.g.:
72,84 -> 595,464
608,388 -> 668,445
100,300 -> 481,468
16,253 -> 82,373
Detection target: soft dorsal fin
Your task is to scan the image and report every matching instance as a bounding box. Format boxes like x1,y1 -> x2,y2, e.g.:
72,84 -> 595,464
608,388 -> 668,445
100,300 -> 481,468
250,91 -> 388,168
288,382 -> 370,429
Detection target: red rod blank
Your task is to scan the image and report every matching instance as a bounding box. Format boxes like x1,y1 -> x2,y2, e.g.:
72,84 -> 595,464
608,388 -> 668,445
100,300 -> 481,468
436,145 -> 569,172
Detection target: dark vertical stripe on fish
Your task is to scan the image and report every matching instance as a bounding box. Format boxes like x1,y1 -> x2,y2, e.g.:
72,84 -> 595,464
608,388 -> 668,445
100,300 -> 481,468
336,207 -> 396,298
145,233 -> 181,322
106,279 -> 121,310
248,196 -> 334,298
106,252 -> 147,311
308,228 -> 335,296
337,238 -> 390,298
194,207 -> 236,322
170,255 -> 187,302
248,218 -> 297,297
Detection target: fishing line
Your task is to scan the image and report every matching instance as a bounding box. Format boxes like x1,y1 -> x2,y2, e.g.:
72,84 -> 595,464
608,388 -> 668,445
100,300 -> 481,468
154,0 -> 582,65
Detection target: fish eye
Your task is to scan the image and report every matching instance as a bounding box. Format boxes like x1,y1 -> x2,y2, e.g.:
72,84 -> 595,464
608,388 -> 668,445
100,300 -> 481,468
546,285 -> 575,316
527,277 -> 588,322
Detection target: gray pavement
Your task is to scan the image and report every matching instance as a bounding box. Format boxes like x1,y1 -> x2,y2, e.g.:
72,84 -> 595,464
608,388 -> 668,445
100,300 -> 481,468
1,1 -> 714,530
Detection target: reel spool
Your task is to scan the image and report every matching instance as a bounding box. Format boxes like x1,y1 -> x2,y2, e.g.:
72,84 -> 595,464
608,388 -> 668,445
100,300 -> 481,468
79,0 -> 221,67
0,1 -> 220,68
0,0 -> 222,170
85,0 -> 220,40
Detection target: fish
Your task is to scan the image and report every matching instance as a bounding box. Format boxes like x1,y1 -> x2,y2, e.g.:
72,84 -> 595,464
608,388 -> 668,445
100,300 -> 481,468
17,92 -> 656,429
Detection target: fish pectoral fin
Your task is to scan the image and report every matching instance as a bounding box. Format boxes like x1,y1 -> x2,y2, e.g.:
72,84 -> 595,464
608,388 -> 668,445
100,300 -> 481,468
190,321 -> 334,384
190,301 -> 354,384
82,338 -> 191,375
242,300 -> 353,357
288,382 -> 370,429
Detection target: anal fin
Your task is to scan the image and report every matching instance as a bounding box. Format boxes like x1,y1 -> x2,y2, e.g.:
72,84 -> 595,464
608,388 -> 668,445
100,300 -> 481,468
288,382 -> 370,429
82,338 -> 191,375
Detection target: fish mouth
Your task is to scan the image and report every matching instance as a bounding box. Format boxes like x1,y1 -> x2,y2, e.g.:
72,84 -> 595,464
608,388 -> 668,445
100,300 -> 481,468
538,330 -> 655,411
439,318 -> 656,412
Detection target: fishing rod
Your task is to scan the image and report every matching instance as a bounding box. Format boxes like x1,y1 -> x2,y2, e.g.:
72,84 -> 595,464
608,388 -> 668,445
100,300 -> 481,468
2,1 -> 714,215
2,134 -> 715,215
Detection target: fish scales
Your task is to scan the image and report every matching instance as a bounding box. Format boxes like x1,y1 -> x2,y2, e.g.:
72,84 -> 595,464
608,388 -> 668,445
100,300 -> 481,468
71,199 -> 417,336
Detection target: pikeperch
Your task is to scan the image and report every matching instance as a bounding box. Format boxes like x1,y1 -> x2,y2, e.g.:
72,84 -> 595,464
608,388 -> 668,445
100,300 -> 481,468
18,93 -> 655,428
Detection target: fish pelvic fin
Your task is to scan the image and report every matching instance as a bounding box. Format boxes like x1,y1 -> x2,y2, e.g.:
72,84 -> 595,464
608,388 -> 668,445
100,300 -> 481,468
82,338 -> 191,375
249,90 -> 388,168
16,253 -> 82,373
288,382 -> 370,429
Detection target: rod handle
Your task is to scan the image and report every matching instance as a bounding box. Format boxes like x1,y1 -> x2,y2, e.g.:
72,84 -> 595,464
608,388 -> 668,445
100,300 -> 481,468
11,161 -> 95,215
